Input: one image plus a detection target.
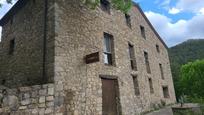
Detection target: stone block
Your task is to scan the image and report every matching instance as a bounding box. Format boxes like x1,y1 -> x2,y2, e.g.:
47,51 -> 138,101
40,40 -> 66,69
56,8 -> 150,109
45,108 -> 53,114
55,113 -> 63,115
19,106 -> 27,110
23,93 -> 30,99
54,96 -> 64,106
56,84 -> 63,91
31,90 -> 38,98
28,104 -> 37,109
39,89 -> 47,96
2,95 -> 19,111
46,96 -> 54,101
43,84 -> 48,89
32,109 -> 39,115
38,103 -> 46,108
47,84 -> 54,88
19,87 -> 31,92
39,108 -> 45,115
46,102 -> 54,107
39,96 -> 46,103
21,99 -> 31,106
48,87 -> 54,95
32,85 -> 42,90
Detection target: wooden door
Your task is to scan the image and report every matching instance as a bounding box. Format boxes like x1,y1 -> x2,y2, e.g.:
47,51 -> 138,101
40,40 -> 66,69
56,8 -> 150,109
102,78 -> 118,115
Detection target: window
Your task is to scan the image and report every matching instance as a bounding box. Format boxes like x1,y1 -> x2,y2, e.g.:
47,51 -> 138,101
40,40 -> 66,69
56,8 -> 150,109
100,0 -> 110,13
9,39 -> 15,55
125,14 -> 131,28
144,52 -> 151,74
132,75 -> 140,95
156,44 -> 160,53
163,86 -> 170,98
140,25 -> 146,39
103,33 -> 114,65
149,78 -> 154,94
10,17 -> 13,25
128,43 -> 137,70
159,64 -> 164,80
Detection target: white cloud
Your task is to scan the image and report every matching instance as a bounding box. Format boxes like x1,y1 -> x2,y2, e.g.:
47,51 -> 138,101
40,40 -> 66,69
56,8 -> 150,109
160,0 -> 170,6
199,8 -> 204,15
156,0 -> 171,10
175,0 -> 204,14
145,11 -> 204,47
160,0 -> 204,15
0,0 -> 7,4
168,7 -> 181,14
0,1 -> 16,41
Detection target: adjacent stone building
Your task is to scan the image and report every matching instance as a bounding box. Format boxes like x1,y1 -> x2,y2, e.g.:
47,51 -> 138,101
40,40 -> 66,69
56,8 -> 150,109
0,0 -> 176,114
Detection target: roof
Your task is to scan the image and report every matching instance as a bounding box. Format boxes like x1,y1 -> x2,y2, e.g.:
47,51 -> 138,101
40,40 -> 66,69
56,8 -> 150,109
0,0 -> 29,26
132,2 -> 168,49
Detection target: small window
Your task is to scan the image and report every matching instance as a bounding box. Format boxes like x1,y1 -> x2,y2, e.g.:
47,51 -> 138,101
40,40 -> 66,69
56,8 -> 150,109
149,78 -> 154,94
9,39 -> 15,55
159,64 -> 164,80
125,14 -> 131,28
132,75 -> 140,95
128,43 -> 137,70
100,0 -> 110,13
1,79 -> 6,85
140,25 -> 146,39
163,86 -> 170,98
144,52 -> 151,74
10,17 -> 13,25
103,33 -> 114,65
156,44 -> 160,53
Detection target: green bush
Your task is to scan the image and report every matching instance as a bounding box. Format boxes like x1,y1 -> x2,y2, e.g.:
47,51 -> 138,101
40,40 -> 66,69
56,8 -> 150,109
173,110 -> 197,115
178,59 -> 204,103
186,96 -> 204,104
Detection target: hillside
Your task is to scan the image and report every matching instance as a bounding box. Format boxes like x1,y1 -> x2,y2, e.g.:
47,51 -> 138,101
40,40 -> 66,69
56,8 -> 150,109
169,39 -> 204,97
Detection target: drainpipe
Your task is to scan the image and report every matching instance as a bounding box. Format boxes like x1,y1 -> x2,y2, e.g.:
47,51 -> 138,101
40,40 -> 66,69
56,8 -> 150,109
42,0 -> 48,83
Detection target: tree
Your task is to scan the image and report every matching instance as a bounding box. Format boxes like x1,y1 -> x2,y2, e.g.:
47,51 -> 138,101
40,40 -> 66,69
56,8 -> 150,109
1,0 -> 132,13
179,59 -> 204,98
168,39 -> 204,99
83,0 -> 132,13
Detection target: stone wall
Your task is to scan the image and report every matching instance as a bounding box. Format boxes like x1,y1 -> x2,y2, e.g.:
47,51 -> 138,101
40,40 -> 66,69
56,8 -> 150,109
0,83 -> 55,115
0,0 -> 55,87
54,0 -> 176,114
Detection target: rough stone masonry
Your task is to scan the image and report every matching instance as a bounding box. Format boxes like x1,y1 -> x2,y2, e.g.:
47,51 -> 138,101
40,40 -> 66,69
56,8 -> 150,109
0,0 -> 176,114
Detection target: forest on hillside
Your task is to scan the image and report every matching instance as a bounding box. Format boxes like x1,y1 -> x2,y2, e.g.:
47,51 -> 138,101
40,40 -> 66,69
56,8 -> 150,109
169,39 -> 204,99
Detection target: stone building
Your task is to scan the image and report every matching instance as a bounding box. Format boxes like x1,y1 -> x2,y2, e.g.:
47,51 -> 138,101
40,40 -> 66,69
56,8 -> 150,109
0,0 -> 176,114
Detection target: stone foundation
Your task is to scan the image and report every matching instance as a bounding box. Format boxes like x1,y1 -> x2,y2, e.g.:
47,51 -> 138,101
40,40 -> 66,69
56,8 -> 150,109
0,83 -> 55,115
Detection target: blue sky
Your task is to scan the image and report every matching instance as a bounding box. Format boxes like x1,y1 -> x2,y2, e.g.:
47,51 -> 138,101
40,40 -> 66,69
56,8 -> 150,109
0,0 -> 204,47
134,0 -> 204,47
